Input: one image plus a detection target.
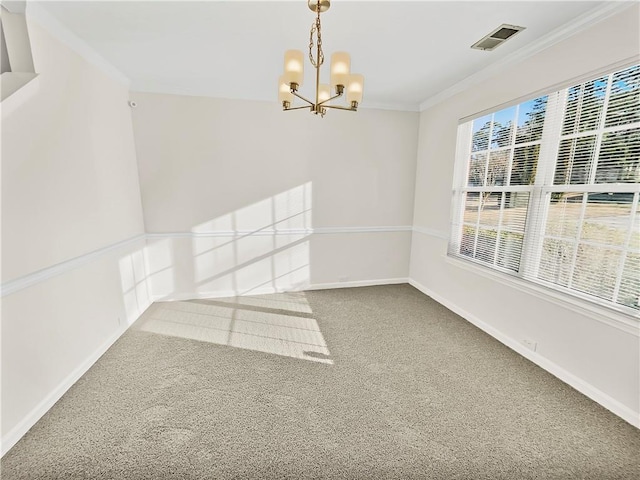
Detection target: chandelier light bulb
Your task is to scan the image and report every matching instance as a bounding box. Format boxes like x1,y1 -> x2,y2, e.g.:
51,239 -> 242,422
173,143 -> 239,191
278,76 -> 294,103
346,74 -> 364,104
283,50 -> 304,87
330,52 -> 351,90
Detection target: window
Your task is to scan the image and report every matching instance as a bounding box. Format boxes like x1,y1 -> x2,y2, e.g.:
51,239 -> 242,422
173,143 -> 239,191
449,63 -> 640,315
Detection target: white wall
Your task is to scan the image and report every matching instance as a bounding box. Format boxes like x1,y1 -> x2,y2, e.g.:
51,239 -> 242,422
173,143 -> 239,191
1,18 -> 149,452
130,93 -> 419,298
410,6 -> 640,425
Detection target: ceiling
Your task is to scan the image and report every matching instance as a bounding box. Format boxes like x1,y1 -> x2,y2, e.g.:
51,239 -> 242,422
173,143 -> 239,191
31,1 -> 623,110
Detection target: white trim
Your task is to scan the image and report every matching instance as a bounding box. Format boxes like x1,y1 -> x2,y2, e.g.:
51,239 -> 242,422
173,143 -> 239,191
314,225 -> 412,234
1,323 -> 129,456
360,101 -> 419,113
408,278 -> 640,429
0,234 -> 146,297
307,277 -> 408,291
151,277 -> 410,303
419,2 -> 636,112
24,2 -> 130,86
146,230 -> 312,239
151,291 -> 238,302
412,226 -> 449,241
148,226 -> 413,238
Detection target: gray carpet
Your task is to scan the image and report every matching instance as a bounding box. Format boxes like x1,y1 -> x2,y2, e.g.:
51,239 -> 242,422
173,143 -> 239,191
2,284 -> 639,479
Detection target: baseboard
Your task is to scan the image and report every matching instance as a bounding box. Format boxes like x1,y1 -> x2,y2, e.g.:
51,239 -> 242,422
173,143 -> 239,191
307,277 -> 409,291
408,279 -> 640,428
151,278 -> 410,302
152,287 -> 310,303
1,323 -> 129,457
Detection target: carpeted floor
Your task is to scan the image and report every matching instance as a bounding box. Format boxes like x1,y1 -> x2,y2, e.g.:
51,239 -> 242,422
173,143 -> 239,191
2,284 -> 639,479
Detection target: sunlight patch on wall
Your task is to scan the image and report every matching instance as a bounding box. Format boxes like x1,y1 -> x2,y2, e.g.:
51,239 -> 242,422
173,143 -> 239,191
144,239 -> 175,298
191,182 -> 313,235
138,184 -> 313,302
194,240 -> 310,297
118,248 -> 151,325
191,183 -> 313,296
273,240 -> 310,287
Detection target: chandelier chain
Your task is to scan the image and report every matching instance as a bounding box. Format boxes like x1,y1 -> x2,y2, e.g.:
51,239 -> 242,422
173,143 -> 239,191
308,10 -> 324,68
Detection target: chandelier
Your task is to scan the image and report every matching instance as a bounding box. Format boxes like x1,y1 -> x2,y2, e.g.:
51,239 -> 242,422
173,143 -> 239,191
278,0 -> 364,117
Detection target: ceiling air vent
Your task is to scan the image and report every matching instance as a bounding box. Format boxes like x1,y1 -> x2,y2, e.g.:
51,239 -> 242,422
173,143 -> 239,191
471,24 -> 525,51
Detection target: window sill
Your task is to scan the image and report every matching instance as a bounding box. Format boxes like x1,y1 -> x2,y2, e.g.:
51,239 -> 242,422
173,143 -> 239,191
444,254 -> 640,336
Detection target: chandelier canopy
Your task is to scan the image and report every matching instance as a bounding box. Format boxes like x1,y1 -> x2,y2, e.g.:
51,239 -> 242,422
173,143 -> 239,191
278,0 -> 364,117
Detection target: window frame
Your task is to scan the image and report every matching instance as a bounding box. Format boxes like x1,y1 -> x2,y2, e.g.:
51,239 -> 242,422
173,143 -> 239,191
449,64 -> 640,320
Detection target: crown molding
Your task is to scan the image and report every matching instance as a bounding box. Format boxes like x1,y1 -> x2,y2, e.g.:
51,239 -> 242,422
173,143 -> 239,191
1,1 -> 26,14
24,2 -> 130,86
359,101 -> 419,113
419,1 -> 637,112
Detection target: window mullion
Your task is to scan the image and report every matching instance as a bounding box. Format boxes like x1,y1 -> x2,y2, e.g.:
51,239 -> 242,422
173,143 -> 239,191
493,193 -> 506,266
587,72 -> 614,184
560,121 -> 640,139
520,90 -> 567,279
496,106 -> 519,269
542,183 -> 640,194
483,114 -> 496,185
574,83 -> 585,134
566,193 -> 589,290
464,186 -> 533,193
505,104 -> 519,186
612,192 -> 639,303
472,198 -> 482,258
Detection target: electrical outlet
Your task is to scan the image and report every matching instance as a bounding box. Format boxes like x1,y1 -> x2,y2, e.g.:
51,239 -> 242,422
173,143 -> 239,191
522,339 -> 537,352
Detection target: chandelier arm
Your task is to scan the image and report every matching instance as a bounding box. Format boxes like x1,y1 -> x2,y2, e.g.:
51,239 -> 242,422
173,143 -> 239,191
323,104 -> 357,111
291,90 -> 315,106
317,92 -> 343,106
284,105 -> 314,111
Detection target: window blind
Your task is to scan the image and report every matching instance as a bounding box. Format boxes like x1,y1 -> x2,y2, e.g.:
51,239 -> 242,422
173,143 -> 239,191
449,64 -> 640,315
